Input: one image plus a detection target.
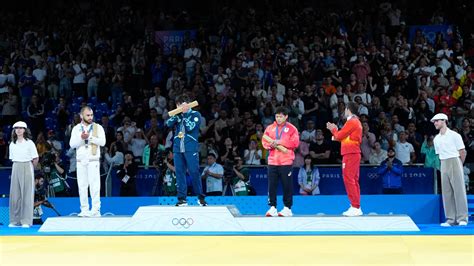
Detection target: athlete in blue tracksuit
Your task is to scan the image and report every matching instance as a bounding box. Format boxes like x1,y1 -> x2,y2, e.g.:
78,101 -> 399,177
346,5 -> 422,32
165,95 -> 207,206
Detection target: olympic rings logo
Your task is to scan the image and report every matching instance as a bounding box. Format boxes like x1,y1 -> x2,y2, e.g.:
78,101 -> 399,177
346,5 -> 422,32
171,217 -> 194,229
367,173 -> 379,179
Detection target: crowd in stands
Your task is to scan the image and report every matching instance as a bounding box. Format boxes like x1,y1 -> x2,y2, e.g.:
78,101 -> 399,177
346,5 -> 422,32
0,1 -> 474,194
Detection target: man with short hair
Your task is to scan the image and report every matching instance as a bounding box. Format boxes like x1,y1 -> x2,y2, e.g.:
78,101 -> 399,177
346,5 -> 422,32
262,106 -> 300,217
377,148 -> 404,194
327,102 -> 363,216
394,131 -> 416,164
69,106 -> 106,217
431,113 -> 468,226
149,86 -> 167,116
201,153 -> 224,196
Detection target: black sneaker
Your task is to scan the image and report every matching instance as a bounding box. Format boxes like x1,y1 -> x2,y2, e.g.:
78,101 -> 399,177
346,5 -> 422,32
197,198 -> 207,206
175,199 -> 188,207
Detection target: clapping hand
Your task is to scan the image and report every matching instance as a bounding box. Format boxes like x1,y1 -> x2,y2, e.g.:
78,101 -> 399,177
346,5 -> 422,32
326,122 -> 337,131
81,131 -> 89,140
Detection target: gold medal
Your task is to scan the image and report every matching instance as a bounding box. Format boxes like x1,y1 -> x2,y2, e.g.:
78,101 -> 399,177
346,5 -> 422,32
177,132 -> 184,138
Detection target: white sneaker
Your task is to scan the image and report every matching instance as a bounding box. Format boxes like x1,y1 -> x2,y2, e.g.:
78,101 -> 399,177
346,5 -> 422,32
440,222 -> 453,227
342,206 -> 363,217
458,221 -> 468,226
78,211 -> 90,217
265,206 -> 278,217
8,223 -> 20,228
89,211 -> 101,217
278,207 -> 293,217
21,224 -> 30,228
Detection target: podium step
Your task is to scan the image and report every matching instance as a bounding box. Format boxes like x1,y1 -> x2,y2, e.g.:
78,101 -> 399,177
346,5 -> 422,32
39,205 -> 419,233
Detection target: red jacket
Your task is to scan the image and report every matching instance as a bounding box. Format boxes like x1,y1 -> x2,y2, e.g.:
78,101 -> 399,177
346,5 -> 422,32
262,121 -> 300,166
330,116 -> 362,155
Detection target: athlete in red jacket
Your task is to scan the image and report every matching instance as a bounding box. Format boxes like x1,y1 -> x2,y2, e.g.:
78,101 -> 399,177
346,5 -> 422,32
326,102 -> 363,216
262,106 -> 300,217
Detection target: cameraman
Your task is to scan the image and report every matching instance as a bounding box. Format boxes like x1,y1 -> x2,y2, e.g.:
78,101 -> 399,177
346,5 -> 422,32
42,151 -> 69,197
162,150 -> 177,196
33,175 -> 46,225
116,152 -> 137,196
230,157 -> 250,196
33,173 -> 60,224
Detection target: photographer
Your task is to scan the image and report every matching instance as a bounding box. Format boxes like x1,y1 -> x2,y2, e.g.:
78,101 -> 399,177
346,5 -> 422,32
230,157 -> 251,196
33,175 -> 46,225
41,151 -> 69,197
162,150 -> 177,196
116,152 -> 138,196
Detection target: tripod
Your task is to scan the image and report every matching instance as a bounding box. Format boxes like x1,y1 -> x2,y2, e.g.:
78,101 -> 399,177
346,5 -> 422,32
151,167 -> 165,196
222,179 -> 236,196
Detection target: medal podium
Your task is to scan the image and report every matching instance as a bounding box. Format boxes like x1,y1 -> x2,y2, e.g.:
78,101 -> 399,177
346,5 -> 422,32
39,205 -> 419,233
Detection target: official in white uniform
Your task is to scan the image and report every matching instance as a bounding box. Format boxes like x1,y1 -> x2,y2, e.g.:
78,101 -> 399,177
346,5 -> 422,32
8,121 -> 39,228
431,113 -> 468,226
69,106 -> 106,217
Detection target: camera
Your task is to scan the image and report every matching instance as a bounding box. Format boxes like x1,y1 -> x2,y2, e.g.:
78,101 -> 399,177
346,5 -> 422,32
40,152 -> 56,174
153,149 -> 170,170
223,159 -> 235,182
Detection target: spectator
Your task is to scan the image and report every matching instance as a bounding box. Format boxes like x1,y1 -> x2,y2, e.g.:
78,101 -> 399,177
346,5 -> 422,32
129,129 -> 148,163
243,140 -> 262,165
421,135 -> 440,171
460,118 -> 474,171
149,86 -> 167,116
116,117 -> 137,146
354,96 -> 369,116
406,122 -> 423,160
377,147 -> 404,194
219,137 -> 239,164
100,115 -> 116,148
0,86 -> 19,127
46,130 -> 62,154
142,134 -> 164,169
116,152 -> 138,196
361,122 -> 376,163
394,131 -> 416,164
369,141 -> 388,165
184,40 -> 201,84
35,132 -> 50,158
72,56 -> 87,98
309,129 -> 331,164
18,67 -> 37,112
300,120 -> 317,143
329,85 -> 350,120
297,155 -> 321,195
201,153 -> 224,196
27,94 -> 44,138
105,142 -> 125,172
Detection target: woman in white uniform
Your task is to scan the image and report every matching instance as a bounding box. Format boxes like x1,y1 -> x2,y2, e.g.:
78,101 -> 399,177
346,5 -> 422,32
8,121 -> 39,228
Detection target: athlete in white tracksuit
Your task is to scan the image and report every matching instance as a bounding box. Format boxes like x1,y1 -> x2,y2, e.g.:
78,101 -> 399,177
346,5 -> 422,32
69,106 -> 106,217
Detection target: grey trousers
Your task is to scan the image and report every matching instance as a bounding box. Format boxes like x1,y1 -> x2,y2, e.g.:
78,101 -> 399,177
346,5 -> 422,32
440,157 -> 468,224
9,161 -> 34,225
